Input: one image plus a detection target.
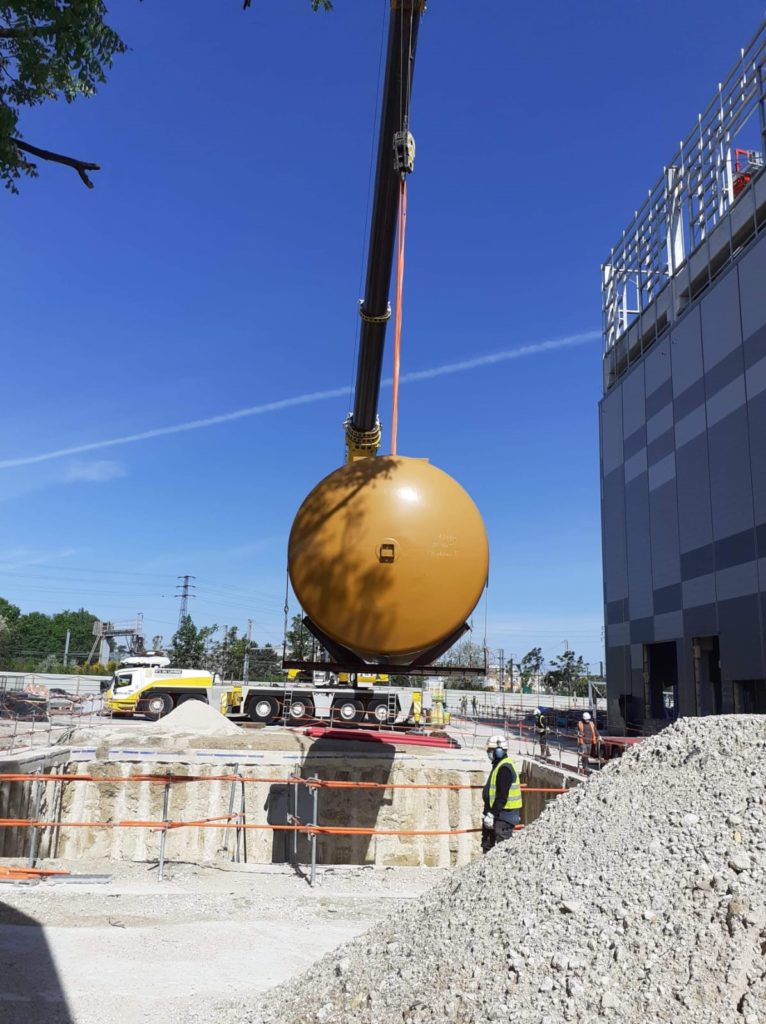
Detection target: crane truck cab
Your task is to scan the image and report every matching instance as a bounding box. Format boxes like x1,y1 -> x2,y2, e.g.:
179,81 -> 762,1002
104,656 -> 218,720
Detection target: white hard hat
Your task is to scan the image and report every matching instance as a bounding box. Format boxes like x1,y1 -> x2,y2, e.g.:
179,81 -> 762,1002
534,708 -> 542,715
486,734 -> 508,751
582,711 -> 592,721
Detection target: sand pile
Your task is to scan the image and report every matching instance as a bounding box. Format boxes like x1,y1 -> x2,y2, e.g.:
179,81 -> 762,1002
66,697 -> 250,750
146,699 -> 242,737
229,716 -> 766,1024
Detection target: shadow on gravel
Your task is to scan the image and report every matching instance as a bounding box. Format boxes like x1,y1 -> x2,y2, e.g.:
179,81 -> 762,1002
0,900 -> 72,1024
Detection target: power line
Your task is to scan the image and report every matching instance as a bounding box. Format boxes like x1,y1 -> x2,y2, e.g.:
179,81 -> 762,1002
0,565 -> 285,604
194,578 -> 285,601
0,561 -> 174,580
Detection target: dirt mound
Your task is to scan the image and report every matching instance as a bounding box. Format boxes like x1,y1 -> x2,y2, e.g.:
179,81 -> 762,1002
147,698 -> 242,737
238,716 -> 766,1024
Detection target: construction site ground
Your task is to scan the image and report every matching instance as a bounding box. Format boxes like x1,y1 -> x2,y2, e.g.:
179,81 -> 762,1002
0,858 -> 446,1024
0,704 -> 587,1024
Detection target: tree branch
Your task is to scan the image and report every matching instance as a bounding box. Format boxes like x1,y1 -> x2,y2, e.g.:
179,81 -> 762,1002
0,23 -> 59,40
11,138 -> 100,188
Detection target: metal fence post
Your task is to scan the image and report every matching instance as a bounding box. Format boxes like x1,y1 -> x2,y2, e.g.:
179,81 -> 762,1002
27,770 -> 44,867
292,773 -> 299,862
158,774 -> 172,881
239,775 -> 248,864
222,763 -> 239,860
309,775 -> 319,887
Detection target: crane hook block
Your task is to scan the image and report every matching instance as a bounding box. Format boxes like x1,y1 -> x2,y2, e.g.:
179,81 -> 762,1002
393,130 -> 415,175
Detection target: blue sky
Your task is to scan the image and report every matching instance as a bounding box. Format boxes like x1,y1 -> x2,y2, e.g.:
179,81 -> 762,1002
2,0 -> 764,669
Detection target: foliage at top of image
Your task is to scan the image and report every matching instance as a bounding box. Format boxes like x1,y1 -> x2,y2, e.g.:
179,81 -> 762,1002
0,0 -> 331,192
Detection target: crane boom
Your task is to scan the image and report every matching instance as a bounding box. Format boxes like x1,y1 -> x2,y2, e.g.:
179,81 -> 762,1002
286,0 -> 489,681
345,0 -> 425,460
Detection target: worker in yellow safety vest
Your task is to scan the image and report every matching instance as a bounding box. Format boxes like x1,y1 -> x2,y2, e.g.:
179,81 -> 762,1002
481,735 -> 523,853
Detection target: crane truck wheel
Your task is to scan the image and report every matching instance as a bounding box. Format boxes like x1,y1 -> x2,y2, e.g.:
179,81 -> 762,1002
333,698 -> 364,724
177,694 -> 209,706
247,696 -> 279,724
287,697 -> 315,723
367,699 -> 393,725
145,692 -> 173,720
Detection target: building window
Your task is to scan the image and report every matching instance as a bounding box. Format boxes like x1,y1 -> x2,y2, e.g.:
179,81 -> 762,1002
692,636 -> 722,716
733,680 -> 766,714
644,641 -> 679,720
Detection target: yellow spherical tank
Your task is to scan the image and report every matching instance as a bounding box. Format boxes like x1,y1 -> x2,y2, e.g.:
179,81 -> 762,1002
287,456 -> 489,663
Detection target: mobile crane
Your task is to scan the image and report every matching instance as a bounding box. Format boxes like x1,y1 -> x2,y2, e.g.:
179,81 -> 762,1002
227,2 -> 488,730
285,1 -> 489,680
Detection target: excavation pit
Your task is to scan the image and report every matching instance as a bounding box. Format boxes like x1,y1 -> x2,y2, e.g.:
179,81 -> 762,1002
0,719 -> 579,870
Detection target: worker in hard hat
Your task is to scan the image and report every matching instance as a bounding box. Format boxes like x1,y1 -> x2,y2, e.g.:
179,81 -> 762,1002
577,711 -> 598,771
534,708 -> 550,758
481,735 -> 522,853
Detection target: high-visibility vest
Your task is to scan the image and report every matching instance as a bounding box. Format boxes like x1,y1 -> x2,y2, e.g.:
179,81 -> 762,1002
488,756 -> 522,810
578,720 -> 597,743
535,713 -> 547,732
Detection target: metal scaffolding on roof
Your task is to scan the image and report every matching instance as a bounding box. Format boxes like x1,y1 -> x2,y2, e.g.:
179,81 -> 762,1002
602,18 -> 766,391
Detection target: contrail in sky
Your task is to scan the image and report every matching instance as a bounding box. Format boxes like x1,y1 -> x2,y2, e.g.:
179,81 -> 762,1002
0,330 -> 598,470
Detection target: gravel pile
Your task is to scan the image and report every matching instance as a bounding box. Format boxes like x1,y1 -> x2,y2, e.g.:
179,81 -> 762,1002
147,698 -> 242,737
239,716 -> 766,1024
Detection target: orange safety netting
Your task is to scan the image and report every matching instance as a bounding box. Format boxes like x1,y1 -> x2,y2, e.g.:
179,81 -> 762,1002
0,817 -> 494,837
0,770 -> 562,840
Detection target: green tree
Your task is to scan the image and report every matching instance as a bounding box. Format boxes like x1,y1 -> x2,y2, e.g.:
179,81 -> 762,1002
205,625 -> 250,680
11,610 -> 52,660
284,614 -> 315,662
50,608 -> 98,659
547,649 -> 590,698
519,646 -> 544,691
168,615 -> 216,669
247,642 -> 282,682
0,598 -> 106,670
0,597 -> 21,624
1,1 -> 332,192
0,613 -> 13,668
0,597 -> 20,667
437,637 -> 486,689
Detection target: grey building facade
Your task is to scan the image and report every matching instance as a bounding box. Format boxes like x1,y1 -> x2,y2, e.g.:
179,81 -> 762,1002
600,21 -> 766,731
